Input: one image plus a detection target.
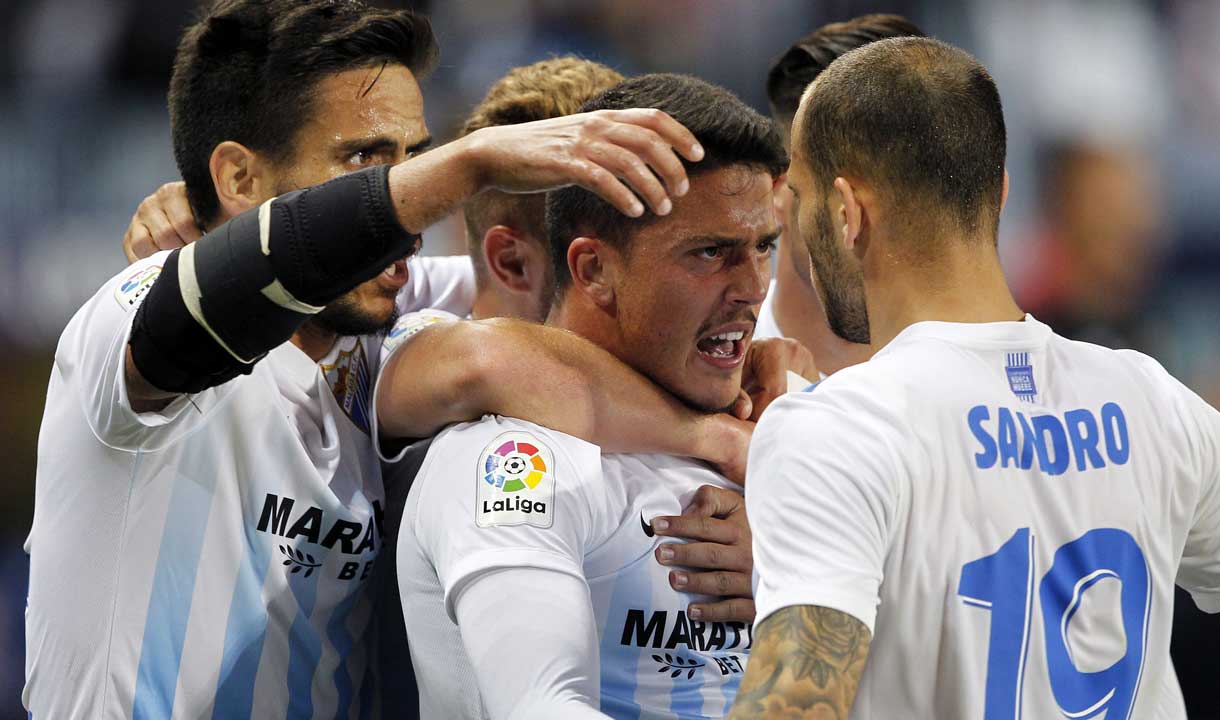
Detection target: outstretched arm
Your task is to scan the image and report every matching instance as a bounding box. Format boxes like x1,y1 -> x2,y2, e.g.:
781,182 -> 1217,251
729,605 -> 871,720
375,317 -> 750,481
122,109 -> 701,408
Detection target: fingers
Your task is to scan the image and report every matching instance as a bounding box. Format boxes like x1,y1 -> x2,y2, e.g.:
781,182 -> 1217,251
136,199 -> 184,253
656,540 -> 751,572
653,513 -> 741,545
602,122 -> 689,199
122,218 -> 152,264
607,108 -> 705,163
158,182 -> 201,245
730,389 -> 752,421
670,568 -> 751,597
743,337 -> 819,420
585,141 -> 673,217
685,484 -> 746,519
686,597 -> 756,624
570,160 -> 646,218
123,183 -> 202,263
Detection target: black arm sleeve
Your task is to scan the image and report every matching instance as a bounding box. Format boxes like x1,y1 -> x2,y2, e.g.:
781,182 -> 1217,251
129,163 -> 416,394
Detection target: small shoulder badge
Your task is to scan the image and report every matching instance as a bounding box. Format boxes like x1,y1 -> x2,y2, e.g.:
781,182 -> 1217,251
1005,352 -> 1037,402
113,264 -> 162,312
475,431 -> 556,529
382,309 -> 455,357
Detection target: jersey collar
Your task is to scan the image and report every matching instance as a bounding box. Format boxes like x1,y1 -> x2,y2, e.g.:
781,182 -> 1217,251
877,313 -> 1053,356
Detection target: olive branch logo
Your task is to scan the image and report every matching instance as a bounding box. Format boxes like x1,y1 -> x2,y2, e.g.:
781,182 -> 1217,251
652,653 -> 704,679
279,545 -> 321,578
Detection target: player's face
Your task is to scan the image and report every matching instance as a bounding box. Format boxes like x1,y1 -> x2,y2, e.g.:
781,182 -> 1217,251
611,165 -> 777,412
270,63 -> 430,336
787,117 -> 870,345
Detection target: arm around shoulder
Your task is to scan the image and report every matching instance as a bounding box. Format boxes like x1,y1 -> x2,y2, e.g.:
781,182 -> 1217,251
374,316 -> 750,478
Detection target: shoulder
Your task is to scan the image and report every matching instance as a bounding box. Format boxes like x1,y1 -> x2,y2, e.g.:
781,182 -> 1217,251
67,251 -> 172,337
760,360 -> 913,440
110,252 -> 172,315
751,366 -> 913,499
55,251 -> 173,366
381,308 -> 463,358
416,416 -> 604,521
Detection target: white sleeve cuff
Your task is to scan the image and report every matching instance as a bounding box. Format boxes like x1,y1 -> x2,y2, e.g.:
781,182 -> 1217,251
754,587 -> 878,636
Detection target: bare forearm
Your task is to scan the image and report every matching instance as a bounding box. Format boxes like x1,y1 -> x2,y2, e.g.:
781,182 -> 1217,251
387,136 -> 481,235
377,318 -> 740,465
728,606 -> 870,720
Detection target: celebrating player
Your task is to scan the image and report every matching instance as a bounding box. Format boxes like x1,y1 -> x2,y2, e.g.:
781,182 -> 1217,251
24,1 -> 758,716
759,14 -> 923,375
393,73 -> 791,718
734,37 -> 1219,718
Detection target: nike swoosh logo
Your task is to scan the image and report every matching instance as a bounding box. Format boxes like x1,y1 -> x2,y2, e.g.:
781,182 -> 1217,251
641,513 -> 655,538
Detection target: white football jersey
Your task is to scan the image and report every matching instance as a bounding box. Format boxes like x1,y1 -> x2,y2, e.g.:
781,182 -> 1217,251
397,417 -> 749,719
397,255 -> 475,319
24,251 -> 475,719
753,280 -> 782,341
748,315 -> 1219,720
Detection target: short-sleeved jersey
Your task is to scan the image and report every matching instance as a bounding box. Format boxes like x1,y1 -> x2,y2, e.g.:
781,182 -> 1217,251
748,315 -> 1220,720
396,255 -> 475,319
398,417 -> 749,719
24,251 -> 474,719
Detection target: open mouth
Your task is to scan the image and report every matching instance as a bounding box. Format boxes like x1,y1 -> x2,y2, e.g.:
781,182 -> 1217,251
696,327 -> 749,369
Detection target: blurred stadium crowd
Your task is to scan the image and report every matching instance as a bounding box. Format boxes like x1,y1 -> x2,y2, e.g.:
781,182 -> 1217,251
1,0 -> 1219,716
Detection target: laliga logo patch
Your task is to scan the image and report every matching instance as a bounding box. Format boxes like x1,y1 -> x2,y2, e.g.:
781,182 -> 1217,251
382,309 -> 454,357
114,264 -> 162,312
475,431 -> 555,528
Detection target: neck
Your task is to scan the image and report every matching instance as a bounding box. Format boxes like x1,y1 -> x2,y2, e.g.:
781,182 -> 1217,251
865,236 -> 1024,351
290,319 -> 340,362
470,289 -> 497,322
545,291 -> 620,349
772,244 -> 872,375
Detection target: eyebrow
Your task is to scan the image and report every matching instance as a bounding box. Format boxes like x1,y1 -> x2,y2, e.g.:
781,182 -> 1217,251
685,229 -> 782,248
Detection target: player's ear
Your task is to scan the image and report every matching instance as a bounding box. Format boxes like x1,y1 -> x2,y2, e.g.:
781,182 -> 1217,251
1000,170 -> 1010,212
483,225 -> 534,294
568,236 -> 616,309
209,141 -> 272,221
832,176 -> 867,256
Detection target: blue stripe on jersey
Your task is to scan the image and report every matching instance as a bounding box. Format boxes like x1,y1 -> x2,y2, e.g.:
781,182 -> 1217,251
211,521 -> 274,719
668,646 -> 706,718
599,570 -> 650,719
132,467 -> 216,719
285,564 -> 323,718
326,583 -> 364,718
719,655 -> 744,712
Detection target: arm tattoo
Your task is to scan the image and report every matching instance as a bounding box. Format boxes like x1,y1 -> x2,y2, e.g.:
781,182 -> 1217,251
728,605 -> 871,719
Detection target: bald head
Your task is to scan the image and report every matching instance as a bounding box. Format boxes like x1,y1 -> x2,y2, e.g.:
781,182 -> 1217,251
794,37 -> 1007,242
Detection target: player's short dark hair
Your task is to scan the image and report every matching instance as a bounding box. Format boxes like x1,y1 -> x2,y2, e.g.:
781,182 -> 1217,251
766,14 -> 925,124
169,0 -> 438,227
798,37 -> 1006,240
544,73 -> 787,291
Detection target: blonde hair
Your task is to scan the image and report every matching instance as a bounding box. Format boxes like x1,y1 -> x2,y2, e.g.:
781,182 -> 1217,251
461,56 -> 624,137
461,57 -> 624,287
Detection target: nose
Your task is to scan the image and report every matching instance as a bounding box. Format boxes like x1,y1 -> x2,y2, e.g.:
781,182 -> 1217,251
726,251 -> 770,307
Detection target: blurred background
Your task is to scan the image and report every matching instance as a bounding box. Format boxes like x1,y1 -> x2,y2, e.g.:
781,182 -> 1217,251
2,0 -> 1218,716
